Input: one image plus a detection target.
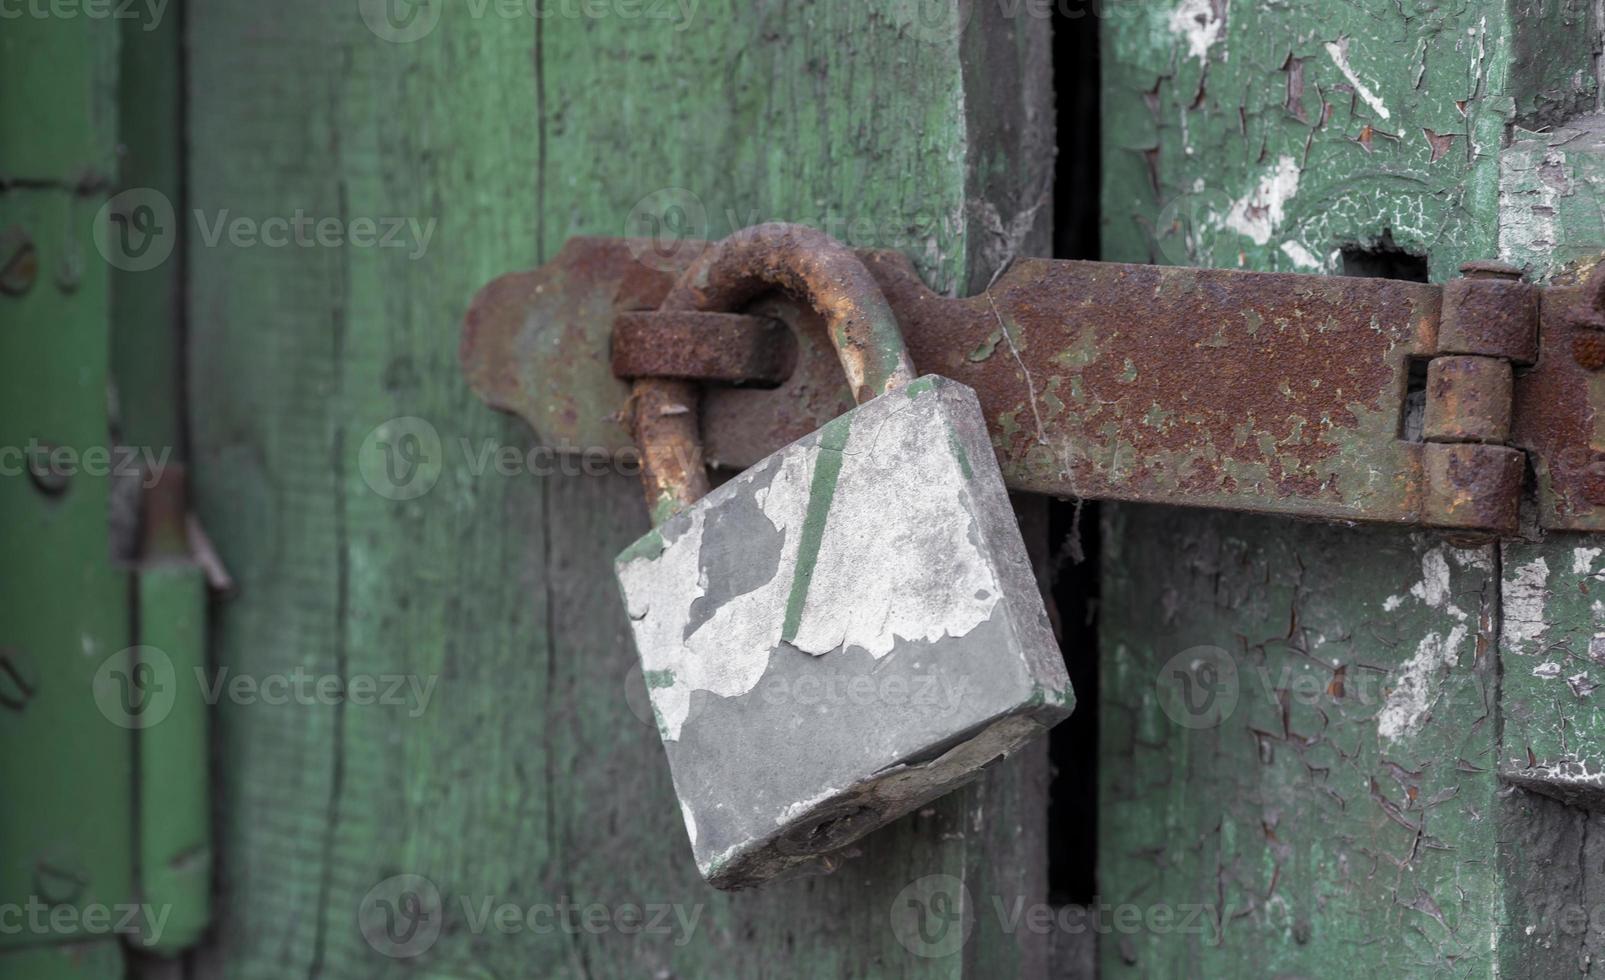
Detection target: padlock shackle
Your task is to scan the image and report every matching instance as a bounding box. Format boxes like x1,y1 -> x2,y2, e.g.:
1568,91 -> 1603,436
630,223 -> 918,525
661,224 -> 918,401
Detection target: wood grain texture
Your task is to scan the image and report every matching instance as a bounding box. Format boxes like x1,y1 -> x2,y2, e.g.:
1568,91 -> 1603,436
187,2 -> 1057,977
1100,0 -> 1605,974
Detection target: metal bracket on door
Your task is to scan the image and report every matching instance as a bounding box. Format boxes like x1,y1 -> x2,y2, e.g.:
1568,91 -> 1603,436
461,233 -> 1605,537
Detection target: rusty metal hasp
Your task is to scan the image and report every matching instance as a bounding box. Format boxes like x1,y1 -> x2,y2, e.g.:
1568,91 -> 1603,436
612,226 -> 1072,889
463,230 -> 1605,537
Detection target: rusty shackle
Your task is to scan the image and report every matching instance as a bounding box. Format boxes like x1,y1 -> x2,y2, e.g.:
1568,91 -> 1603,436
628,223 -> 918,524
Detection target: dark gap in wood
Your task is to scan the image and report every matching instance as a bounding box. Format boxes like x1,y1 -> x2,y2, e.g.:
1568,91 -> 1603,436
1052,3 -> 1102,263
1047,0 -> 1101,910
1340,229 -> 1429,283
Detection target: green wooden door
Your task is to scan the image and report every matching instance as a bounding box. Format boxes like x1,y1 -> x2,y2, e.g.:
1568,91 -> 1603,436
1099,1 -> 1605,976
10,1 -> 1605,978
183,2 -> 1056,978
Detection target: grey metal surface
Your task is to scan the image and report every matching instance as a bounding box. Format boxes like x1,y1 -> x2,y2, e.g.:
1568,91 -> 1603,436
615,377 -> 1074,889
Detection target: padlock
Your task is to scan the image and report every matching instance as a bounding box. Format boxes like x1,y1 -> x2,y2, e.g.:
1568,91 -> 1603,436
615,224 -> 1074,890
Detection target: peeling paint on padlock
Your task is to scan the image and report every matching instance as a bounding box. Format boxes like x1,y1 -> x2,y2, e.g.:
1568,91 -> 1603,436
616,377 -> 1073,890
619,385 -> 1007,739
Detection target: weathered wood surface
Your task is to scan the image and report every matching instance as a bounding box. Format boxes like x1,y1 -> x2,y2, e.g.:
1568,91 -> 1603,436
187,2 -> 1056,977
1101,0 -> 1546,277
0,12 -> 130,976
1101,509 -> 1506,975
1101,0 -> 1605,975
1499,119 -> 1605,814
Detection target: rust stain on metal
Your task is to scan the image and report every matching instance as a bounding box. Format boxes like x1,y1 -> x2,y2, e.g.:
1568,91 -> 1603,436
655,223 -> 916,401
876,256 -> 1442,526
1439,264 -> 1539,364
0,225 -> 38,296
612,311 -> 794,385
632,379 -> 706,522
461,236 -> 1601,534
1421,443 -> 1523,536
624,224 -> 916,523
1513,271 -> 1605,529
1423,356 -> 1512,444
1572,335 -> 1605,371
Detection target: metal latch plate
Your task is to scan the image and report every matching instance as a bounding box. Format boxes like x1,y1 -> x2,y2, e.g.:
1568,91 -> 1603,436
462,238 -> 1595,534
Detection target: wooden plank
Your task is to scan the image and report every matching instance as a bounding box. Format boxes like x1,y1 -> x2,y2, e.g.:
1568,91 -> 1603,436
1099,0 -> 1605,974
1102,0 -> 1510,277
1099,508 -> 1504,975
1492,110 -> 1605,972
0,12 -> 130,969
187,2 -> 1056,976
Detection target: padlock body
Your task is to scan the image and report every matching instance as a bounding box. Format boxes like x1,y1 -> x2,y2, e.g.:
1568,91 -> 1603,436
616,376 -> 1073,889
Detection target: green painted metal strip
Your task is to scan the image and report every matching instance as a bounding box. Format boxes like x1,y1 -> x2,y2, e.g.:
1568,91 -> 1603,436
134,563 -> 211,954
0,12 -> 131,964
780,414 -> 852,645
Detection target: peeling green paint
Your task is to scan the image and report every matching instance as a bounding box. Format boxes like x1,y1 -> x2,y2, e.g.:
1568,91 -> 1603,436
617,526 -> 667,567
1100,1 -> 1605,971
946,429 -> 974,481
969,328 -> 1003,362
1104,0 -> 1518,278
901,375 -> 939,400
650,492 -> 681,528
